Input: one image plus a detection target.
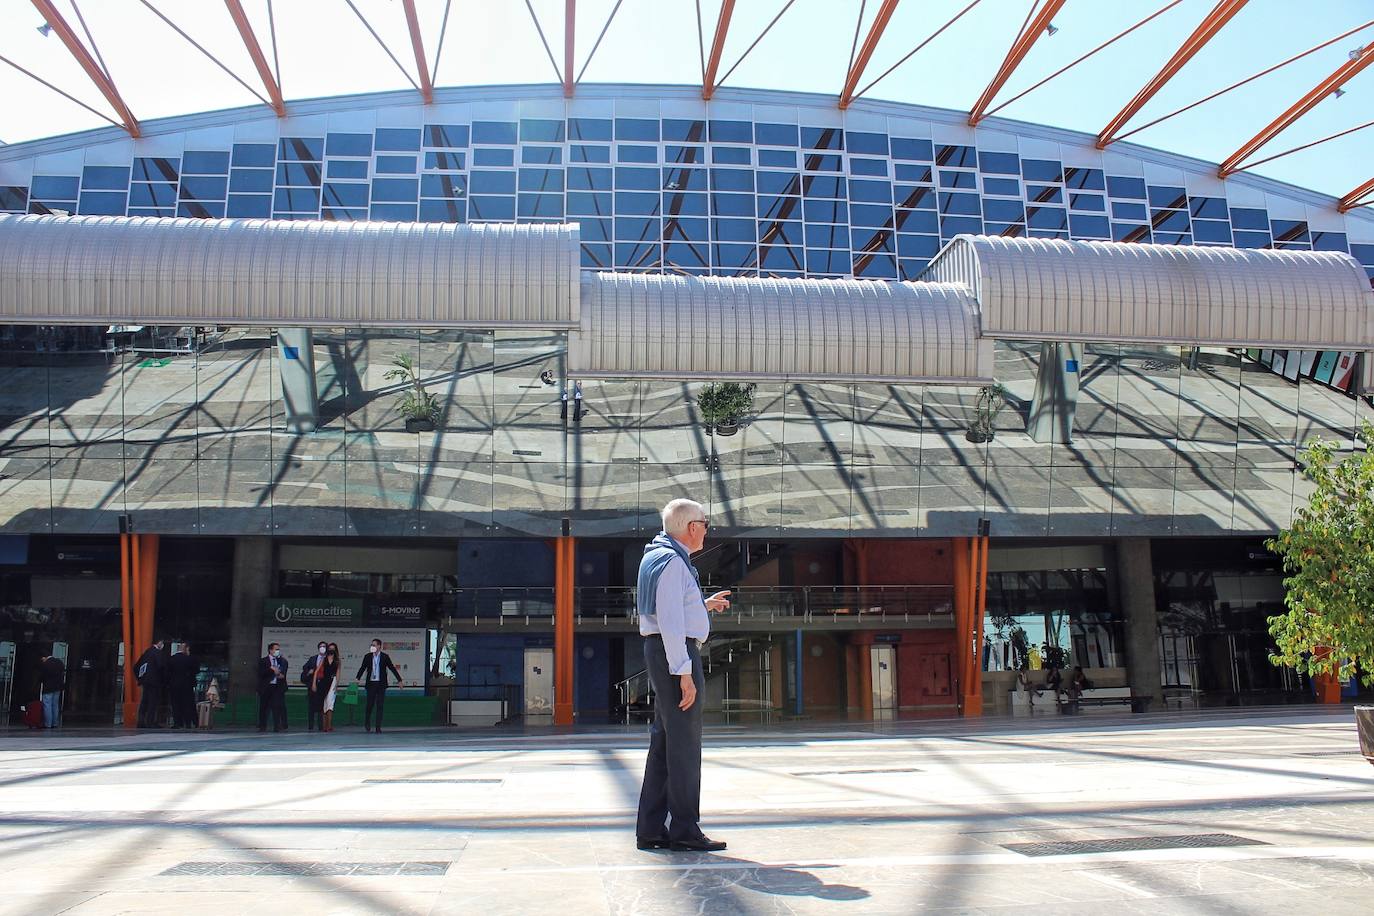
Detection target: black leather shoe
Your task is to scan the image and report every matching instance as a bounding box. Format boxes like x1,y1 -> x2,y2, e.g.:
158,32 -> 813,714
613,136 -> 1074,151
636,837 -> 671,850
670,836 -> 727,852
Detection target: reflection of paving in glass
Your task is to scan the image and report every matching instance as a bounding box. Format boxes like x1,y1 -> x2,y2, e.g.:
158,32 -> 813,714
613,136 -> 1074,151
2,330 -> 1371,536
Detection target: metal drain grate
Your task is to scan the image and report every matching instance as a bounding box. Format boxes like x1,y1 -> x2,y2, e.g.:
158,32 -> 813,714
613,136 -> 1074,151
363,778 -> 502,784
792,767 -> 922,776
162,861 -> 451,877
1004,833 -> 1265,857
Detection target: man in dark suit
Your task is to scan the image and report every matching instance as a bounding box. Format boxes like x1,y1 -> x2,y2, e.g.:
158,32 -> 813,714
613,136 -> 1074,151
355,638 -> 404,732
134,638 -> 168,729
167,642 -> 200,729
258,643 -> 289,732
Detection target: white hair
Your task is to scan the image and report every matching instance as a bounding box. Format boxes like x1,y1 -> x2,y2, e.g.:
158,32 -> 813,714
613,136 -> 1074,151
661,498 -> 705,536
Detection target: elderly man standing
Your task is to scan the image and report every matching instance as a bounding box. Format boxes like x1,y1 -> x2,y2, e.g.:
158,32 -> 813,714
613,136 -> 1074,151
635,498 -> 732,852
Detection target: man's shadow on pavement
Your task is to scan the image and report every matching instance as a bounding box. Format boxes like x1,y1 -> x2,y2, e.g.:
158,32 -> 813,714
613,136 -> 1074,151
654,853 -> 871,902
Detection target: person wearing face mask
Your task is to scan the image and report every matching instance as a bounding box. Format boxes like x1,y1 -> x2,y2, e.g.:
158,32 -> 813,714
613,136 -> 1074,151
257,642 -> 289,732
301,641 -> 336,731
322,642 -> 342,731
355,638 -> 404,733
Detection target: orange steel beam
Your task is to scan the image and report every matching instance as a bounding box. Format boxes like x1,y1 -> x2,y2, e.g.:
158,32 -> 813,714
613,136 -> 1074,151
968,0 -> 1066,126
1339,176 -> 1374,212
839,0 -> 901,110
701,0 -> 736,100
120,532 -> 135,727
1219,44 -> 1374,177
1096,0 -> 1248,148
563,0 -> 575,97
224,0 -> 286,116
553,536 -> 576,725
400,0 -> 433,103
29,0 -> 140,136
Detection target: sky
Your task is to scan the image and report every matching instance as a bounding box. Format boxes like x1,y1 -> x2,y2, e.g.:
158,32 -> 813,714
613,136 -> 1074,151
1,0 -> 1371,202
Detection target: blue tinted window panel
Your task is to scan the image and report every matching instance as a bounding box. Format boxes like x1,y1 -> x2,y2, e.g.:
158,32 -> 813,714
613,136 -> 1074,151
570,145 -> 611,163
32,176 -> 80,199
1027,185 -> 1063,204
1192,219 -> 1232,244
1112,223 -> 1151,243
127,207 -> 174,218
757,194 -> 800,221
277,163 -> 322,186
803,199 -> 846,223
180,176 -> 228,201
897,234 -> 941,259
375,128 -> 422,152
802,175 -> 845,198
660,119 -> 704,142
1147,186 -> 1187,209
616,167 -> 658,191
227,194 -> 271,217
470,171 -> 517,195
803,154 -> 842,172
664,217 -> 709,242
1350,243 -> 1374,265
1069,194 -> 1105,212
664,242 -> 709,269
850,180 -> 892,204
0,186 -> 28,211
709,120 -> 751,143
758,221 -> 803,247
1020,159 -> 1062,182
82,166 -> 130,190
274,188 -> 319,211
581,243 -> 612,268
801,127 -> 843,150
986,222 -> 1025,238
567,167 -> 612,191
855,255 -> 898,279
371,178 -> 419,202
133,158 -> 179,182
940,215 -> 982,236
805,224 -> 849,248
232,143 -> 275,167
712,218 -> 755,242
851,228 -> 894,253
129,183 -> 177,207
758,171 -> 802,195
425,151 -> 465,170
1063,167 -> 1104,191
177,201 -> 225,219
1229,207 -> 1268,230
615,217 -> 658,240
665,193 -> 707,216
805,249 -> 848,273
326,160 -> 369,180
711,169 -> 753,192
421,174 -> 467,198
616,242 -> 661,268
618,145 -> 656,163
1311,231 -> 1349,252
896,186 -> 937,210
1069,213 -> 1110,238
425,124 -> 469,148
847,131 -> 889,156
370,203 -> 418,221
662,167 -> 707,192
567,118 -> 611,141
891,138 -> 933,161
938,192 -> 980,216
979,151 -> 1019,175
519,194 -> 564,219
760,246 -> 804,270
78,191 -> 127,215
665,146 -> 705,164
1271,220 -> 1310,243
566,192 -> 611,216
755,123 -> 799,146
712,147 -> 750,165
1154,232 -> 1191,245
616,192 -> 660,216
1028,229 -> 1070,240
714,244 -> 756,269
472,121 -> 517,145
850,158 -> 888,177
936,145 -> 976,168
939,170 -> 977,189
711,194 -> 753,217
983,177 -> 1020,196
323,183 -> 369,207
1027,206 -> 1068,230
1106,176 -> 1146,199
1152,209 -> 1190,232
575,217 -> 612,241
1112,201 -> 1147,221
850,203 -> 894,227
474,148 -> 515,167
983,198 -> 1024,222
899,259 -> 930,280
376,155 -> 418,175
519,168 -> 564,192
321,207 -> 368,222
519,119 -> 564,142
894,209 -> 939,234
327,133 -> 373,157
615,118 -> 658,141
1188,197 -> 1227,220
279,138 -> 323,161
894,164 -> 934,183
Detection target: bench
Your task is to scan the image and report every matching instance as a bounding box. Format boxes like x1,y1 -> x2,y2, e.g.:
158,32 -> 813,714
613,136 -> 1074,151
1062,686 -> 1152,714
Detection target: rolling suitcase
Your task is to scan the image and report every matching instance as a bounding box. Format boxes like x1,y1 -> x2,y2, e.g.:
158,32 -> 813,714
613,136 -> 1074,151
23,700 -> 45,729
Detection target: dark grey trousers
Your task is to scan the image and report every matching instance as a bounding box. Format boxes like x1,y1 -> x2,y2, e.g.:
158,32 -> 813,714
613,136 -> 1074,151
636,636 -> 704,842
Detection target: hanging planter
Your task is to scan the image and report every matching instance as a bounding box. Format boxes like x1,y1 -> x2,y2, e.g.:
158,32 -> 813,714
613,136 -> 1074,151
696,382 -> 755,437
966,382 -> 1009,443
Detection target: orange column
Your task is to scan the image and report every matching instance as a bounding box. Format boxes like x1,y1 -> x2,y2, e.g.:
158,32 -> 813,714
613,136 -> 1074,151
965,535 -> 988,716
120,532 -> 136,727
119,533 -> 160,726
554,536 -> 576,725
951,537 -> 971,714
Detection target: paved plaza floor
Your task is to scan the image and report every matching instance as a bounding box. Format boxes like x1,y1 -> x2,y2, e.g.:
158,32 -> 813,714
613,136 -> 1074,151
2,708 -> 1372,914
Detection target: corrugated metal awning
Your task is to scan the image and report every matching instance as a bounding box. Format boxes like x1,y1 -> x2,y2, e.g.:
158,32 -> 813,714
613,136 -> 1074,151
572,272 -> 992,383
921,234 -> 1374,350
0,214 -> 580,327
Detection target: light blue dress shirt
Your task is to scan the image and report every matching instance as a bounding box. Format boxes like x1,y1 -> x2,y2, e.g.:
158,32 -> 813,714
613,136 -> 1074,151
639,543 -> 710,676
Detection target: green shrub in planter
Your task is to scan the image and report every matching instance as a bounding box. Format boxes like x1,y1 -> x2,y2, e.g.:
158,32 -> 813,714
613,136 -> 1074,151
696,382 -> 756,434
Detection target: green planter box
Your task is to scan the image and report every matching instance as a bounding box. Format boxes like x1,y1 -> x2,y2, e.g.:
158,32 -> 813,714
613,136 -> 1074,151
224,692 -> 439,728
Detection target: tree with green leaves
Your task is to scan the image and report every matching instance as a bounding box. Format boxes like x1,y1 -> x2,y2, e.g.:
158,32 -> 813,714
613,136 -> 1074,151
1265,420 -> 1374,688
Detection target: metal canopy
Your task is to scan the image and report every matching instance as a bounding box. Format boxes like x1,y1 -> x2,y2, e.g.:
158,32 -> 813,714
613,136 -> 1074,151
922,234 -> 1373,350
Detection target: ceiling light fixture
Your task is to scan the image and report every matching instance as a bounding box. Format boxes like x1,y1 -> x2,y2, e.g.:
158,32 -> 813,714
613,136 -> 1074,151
1046,22 -> 1059,37
36,23 -> 52,37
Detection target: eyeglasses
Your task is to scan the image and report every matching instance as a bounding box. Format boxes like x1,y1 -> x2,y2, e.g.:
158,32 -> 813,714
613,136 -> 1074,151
690,518 -> 711,531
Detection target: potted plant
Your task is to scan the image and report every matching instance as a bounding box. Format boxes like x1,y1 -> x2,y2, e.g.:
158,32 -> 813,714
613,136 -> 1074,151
383,352 -> 440,433
696,382 -> 756,437
966,382 -> 1008,443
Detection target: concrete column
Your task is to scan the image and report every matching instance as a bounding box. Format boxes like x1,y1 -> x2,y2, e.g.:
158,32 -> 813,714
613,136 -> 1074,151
277,328 -> 319,433
1117,538 -> 1163,706
229,537 -> 273,705
1027,342 -> 1083,444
